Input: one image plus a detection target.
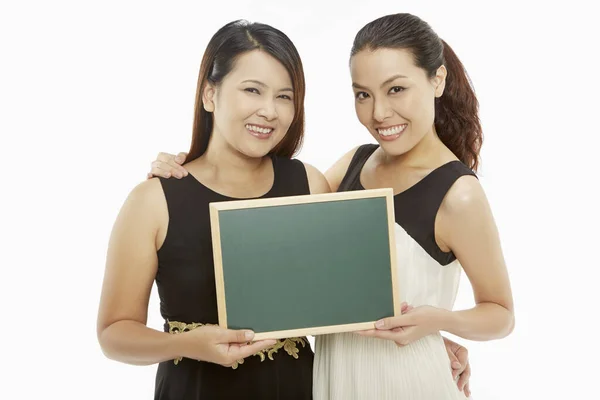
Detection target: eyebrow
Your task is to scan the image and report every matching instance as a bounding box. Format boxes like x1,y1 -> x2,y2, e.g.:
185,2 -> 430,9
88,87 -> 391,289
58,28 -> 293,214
352,74 -> 408,90
241,79 -> 293,92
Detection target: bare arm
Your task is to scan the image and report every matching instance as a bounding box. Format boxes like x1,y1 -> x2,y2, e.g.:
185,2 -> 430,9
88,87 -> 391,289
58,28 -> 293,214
97,178 -> 178,365
436,175 -> 515,340
303,162 -> 332,194
97,179 -> 274,366
323,146 -> 360,192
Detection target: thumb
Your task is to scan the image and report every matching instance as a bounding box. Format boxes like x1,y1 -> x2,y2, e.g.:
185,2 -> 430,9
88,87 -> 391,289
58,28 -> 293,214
220,329 -> 255,344
175,152 -> 188,164
446,346 -> 461,370
375,315 -> 412,330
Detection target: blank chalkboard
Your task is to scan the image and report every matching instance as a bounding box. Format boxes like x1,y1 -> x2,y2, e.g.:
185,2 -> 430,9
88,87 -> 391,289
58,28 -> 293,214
209,188 -> 399,340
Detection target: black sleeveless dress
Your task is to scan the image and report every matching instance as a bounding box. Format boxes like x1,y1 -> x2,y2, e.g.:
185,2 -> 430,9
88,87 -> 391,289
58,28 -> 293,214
338,144 -> 477,265
154,155 -> 314,399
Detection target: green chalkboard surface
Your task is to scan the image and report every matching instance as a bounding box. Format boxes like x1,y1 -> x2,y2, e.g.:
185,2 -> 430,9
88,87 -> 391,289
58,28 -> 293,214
209,188 -> 399,340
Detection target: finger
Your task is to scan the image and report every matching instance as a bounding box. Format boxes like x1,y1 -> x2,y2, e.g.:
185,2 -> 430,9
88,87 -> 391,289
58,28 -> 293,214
149,162 -> 174,179
165,153 -> 188,176
156,153 -> 188,177
464,382 -> 471,398
175,152 -> 188,164
231,339 -> 277,360
221,329 -> 257,344
454,345 -> 469,375
446,349 -> 461,379
442,335 -> 456,349
375,315 -> 414,330
150,160 -> 187,179
356,329 -> 399,341
457,362 -> 471,392
153,158 -> 188,178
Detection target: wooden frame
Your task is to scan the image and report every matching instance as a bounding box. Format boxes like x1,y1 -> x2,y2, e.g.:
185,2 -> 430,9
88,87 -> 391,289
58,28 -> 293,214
209,188 -> 400,340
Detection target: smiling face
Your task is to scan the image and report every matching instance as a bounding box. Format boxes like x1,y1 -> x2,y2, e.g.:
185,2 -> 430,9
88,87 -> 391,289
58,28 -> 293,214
203,49 -> 295,158
350,47 -> 447,156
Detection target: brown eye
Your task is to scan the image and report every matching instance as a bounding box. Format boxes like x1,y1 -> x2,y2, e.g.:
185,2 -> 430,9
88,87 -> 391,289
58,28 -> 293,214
389,86 -> 406,94
355,92 -> 369,100
244,88 -> 260,94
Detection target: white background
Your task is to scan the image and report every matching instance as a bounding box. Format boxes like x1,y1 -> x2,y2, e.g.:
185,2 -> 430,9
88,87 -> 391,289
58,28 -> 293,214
1,1 -> 598,398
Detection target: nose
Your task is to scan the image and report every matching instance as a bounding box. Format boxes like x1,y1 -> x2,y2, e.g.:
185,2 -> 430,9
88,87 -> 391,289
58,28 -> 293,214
257,98 -> 278,121
373,98 -> 393,123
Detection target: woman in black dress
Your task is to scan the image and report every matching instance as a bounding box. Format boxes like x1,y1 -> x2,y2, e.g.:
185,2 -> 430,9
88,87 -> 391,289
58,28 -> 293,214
97,20 -> 329,399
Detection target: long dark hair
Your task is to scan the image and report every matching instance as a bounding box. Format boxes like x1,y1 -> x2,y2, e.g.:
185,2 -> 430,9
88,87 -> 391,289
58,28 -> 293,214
188,20 -> 306,162
351,13 -> 483,171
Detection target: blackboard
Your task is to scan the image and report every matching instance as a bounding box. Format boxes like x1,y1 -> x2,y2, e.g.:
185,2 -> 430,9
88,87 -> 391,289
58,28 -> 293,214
209,188 -> 400,340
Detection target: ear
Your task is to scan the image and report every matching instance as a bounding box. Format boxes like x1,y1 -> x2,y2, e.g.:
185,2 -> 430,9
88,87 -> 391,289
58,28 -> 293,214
433,65 -> 447,98
202,83 -> 216,112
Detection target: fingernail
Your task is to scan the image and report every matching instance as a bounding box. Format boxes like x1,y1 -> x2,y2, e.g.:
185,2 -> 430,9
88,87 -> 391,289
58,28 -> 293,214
452,361 -> 461,369
174,172 -> 182,179
165,173 -> 171,178
244,331 -> 254,340
375,320 -> 384,328
175,156 -> 183,163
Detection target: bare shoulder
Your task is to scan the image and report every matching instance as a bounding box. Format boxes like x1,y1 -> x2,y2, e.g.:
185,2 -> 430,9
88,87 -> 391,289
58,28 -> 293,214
324,145 -> 362,192
115,178 -> 169,242
125,178 -> 166,210
436,173 -> 499,255
301,162 -> 332,195
441,175 -> 489,215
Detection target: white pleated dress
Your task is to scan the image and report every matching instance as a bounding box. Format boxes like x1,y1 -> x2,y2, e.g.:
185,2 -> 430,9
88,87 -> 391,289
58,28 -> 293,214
313,144 -> 475,400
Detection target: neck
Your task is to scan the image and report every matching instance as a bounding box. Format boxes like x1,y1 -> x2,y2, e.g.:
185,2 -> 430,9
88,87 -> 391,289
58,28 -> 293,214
190,129 -> 269,175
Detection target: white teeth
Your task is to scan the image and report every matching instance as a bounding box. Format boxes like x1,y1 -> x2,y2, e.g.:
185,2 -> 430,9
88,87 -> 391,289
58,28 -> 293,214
377,124 -> 406,136
246,124 -> 273,134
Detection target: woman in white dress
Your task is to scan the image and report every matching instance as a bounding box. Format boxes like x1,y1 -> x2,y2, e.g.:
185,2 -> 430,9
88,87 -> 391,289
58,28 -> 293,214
310,13 -> 514,399
148,12 -> 513,399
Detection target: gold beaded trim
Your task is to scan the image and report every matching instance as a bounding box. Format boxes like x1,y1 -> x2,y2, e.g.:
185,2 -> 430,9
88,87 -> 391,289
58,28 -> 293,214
167,321 -> 307,369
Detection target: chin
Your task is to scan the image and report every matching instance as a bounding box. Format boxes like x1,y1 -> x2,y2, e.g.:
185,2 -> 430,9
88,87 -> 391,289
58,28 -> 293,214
373,136 -> 411,156
239,143 -> 276,159
376,126 -> 431,157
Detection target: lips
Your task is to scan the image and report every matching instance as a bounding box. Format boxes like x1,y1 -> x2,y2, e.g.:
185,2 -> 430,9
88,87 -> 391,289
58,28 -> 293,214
246,124 -> 274,139
376,124 -> 407,141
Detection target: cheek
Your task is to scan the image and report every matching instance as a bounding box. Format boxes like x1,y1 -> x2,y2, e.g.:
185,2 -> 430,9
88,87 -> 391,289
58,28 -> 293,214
355,103 -> 372,126
402,93 -> 434,126
235,93 -> 257,118
277,102 -> 295,127
421,97 -> 436,126
214,93 -> 241,125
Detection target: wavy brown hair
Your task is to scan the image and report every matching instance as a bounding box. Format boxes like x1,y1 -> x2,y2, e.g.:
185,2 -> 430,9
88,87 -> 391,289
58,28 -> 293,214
187,20 -> 306,162
351,13 -> 483,171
